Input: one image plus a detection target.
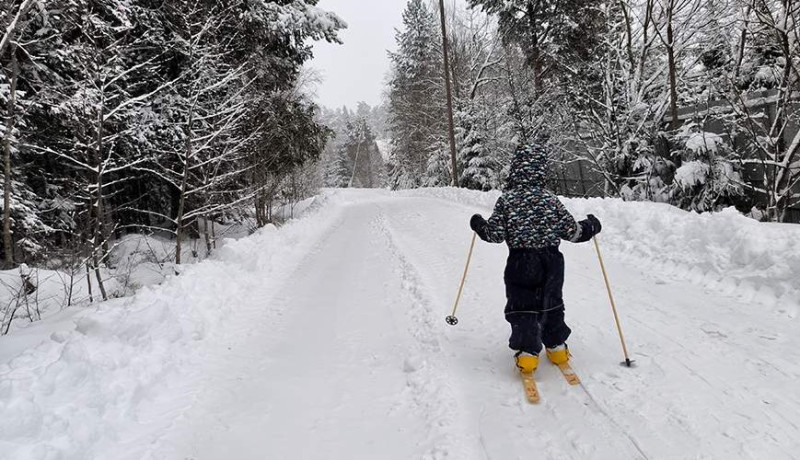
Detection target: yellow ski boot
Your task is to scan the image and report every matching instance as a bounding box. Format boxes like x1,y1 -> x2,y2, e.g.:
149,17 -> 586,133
546,344 -> 570,365
514,351 -> 539,374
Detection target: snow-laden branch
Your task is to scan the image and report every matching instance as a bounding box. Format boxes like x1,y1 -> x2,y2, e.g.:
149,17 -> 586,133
22,144 -> 95,172
0,0 -> 36,57
104,75 -> 183,122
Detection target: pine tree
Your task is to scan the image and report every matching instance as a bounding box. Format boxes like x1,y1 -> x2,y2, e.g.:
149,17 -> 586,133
387,0 -> 446,189
456,103 -> 501,191
335,116 -> 384,188
467,0 -> 605,94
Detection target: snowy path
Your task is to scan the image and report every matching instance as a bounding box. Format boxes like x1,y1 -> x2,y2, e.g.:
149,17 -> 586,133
4,189 -> 800,460
145,191 -> 800,460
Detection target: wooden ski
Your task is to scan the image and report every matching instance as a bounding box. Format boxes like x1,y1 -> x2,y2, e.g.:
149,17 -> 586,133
556,362 -> 581,386
521,372 -> 540,403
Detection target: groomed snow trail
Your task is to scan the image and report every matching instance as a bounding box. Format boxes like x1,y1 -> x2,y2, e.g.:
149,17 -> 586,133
5,189 -> 800,460
144,190 -> 800,460
146,195 -> 482,459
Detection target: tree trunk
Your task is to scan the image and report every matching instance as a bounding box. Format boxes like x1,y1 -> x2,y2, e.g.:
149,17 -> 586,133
526,2 -> 543,93
666,2 -> 680,130
66,262 -> 75,307
348,142 -> 361,188
291,170 -> 298,218
92,93 -> 108,301
3,48 -> 18,269
504,63 -> 527,143
255,196 -> 264,227
438,0 -> 459,187
617,0 -> 635,69
203,218 -> 212,256
577,160 -> 588,196
364,144 -> 374,188
84,185 -> 95,303
734,6 -> 752,81
777,28 -> 794,91
175,109 -> 193,265
636,0 -> 654,91
85,258 -> 94,304
211,218 -> 217,250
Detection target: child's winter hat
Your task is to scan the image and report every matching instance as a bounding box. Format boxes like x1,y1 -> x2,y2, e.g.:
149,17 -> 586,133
508,144 -> 549,188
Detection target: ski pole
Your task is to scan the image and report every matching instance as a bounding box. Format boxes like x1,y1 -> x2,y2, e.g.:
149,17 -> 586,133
446,232 -> 477,326
593,236 -> 635,367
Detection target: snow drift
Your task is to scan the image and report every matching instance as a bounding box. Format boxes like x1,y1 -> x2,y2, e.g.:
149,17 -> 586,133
0,193 -> 345,460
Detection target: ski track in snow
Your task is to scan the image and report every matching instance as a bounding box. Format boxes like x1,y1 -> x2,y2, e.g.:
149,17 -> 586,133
3,189 -> 800,460
377,197 -> 652,460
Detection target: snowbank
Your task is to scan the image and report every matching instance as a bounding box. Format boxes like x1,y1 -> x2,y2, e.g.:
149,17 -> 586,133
402,187 -> 800,317
0,191 -> 346,460
0,218 -> 259,336
566,199 -> 800,317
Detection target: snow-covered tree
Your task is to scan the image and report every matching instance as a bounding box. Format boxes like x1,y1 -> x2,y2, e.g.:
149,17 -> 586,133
736,0 -> 796,92
440,5 -> 508,190
456,103 -> 503,191
725,1 -> 800,221
2,0 -> 67,265
318,104 -> 390,189
152,5 -> 254,264
234,2 -> 343,224
387,0 -> 446,189
558,0 -> 672,196
2,41 -> 21,267
467,0 -> 605,94
0,0 -> 345,265
668,124 -> 744,211
17,0 -> 178,299
338,116 -> 384,188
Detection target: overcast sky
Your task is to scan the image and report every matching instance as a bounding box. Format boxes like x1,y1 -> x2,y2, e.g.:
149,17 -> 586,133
309,0 -> 465,110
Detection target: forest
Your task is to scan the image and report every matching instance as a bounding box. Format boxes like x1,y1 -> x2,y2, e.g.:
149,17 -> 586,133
320,0 -> 798,223
1,0 -> 344,274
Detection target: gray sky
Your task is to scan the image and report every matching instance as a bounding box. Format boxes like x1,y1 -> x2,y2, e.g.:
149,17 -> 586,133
309,0 -> 465,110
309,0 -> 406,109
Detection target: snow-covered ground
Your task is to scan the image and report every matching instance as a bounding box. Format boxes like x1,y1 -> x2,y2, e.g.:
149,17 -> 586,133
2,188 -> 800,459
0,215 -> 270,336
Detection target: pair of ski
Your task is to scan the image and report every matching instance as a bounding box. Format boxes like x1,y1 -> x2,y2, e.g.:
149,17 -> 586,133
521,362 -> 580,404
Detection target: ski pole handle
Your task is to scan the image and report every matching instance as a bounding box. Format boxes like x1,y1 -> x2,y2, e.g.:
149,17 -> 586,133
446,232 -> 477,326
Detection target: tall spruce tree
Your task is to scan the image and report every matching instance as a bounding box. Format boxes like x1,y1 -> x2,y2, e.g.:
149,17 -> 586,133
387,0 -> 446,189
456,102 -> 502,191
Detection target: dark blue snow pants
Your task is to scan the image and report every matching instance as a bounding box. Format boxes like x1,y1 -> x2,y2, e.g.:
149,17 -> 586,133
504,247 -> 571,355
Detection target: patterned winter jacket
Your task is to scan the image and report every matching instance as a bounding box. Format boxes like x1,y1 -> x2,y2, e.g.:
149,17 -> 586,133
471,145 -> 596,249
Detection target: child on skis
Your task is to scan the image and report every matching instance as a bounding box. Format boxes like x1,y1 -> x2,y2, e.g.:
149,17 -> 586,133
469,144 -> 602,374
